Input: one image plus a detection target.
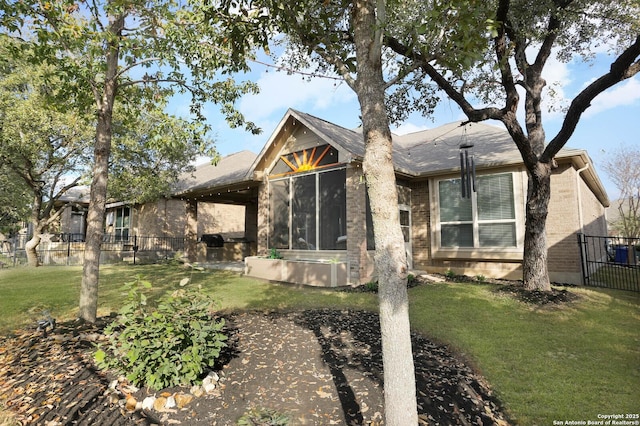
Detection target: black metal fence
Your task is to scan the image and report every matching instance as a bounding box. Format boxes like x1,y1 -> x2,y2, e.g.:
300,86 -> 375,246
0,234 -> 185,267
577,233 -> 640,292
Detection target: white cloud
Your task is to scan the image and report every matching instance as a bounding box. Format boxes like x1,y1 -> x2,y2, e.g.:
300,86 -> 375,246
584,76 -> 640,117
238,68 -> 356,122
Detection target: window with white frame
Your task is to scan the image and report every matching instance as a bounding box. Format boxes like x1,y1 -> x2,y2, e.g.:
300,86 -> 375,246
438,173 -> 517,248
106,206 -> 131,242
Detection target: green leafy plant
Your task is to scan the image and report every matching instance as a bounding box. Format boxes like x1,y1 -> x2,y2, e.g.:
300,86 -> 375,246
237,407 -> 290,426
365,281 -> 379,292
475,274 -> 486,283
445,269 -> 456,279
95,276 -> 227,390
267,248 -> 283,259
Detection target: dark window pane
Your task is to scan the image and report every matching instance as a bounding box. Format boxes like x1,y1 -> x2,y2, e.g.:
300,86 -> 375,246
366,194 -> 375,250
441,224 -> 473,247
477,174 -> 515,220
270,180 -> 290,249
292,174 -> 316,250
479,223 -> 516,247
439,179 -> 472,221
319,169 -> 346,250
400,210 -> 410,226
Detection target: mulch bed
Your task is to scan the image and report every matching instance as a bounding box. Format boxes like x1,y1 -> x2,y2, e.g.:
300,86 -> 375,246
1,276 -> 577,425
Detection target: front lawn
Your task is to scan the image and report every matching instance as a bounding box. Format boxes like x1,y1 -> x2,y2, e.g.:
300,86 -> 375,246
0,264 -> 638,425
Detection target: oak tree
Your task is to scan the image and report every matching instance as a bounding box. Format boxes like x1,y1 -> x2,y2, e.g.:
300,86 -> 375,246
2,0 -> 259,321
384,0 -> 640,290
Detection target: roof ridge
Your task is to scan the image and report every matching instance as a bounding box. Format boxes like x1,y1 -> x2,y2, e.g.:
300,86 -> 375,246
290,108 -> 361,135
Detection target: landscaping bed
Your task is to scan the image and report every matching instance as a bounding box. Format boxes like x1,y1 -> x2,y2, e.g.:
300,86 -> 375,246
0,309 -> 509,425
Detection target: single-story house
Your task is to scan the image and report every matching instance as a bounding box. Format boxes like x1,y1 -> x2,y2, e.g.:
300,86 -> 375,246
173,108 -> 609,286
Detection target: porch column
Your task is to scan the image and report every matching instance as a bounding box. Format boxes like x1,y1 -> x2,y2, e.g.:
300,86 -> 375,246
256,177 -> 270,256
244,198 -> 259,257
346,164 -> 369,284
185,199 -> 198,262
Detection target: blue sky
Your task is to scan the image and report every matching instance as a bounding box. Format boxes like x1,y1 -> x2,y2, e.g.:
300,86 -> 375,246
171,49 -> 640,202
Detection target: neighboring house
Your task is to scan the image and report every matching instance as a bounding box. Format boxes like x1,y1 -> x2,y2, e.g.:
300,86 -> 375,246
174,109 -> 609,286
54,186 -> 90,240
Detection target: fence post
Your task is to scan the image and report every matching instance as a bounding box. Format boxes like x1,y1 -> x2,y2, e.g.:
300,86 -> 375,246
12,233 -> 17,267
577,233 -> 588,286
67,236 -> 71,266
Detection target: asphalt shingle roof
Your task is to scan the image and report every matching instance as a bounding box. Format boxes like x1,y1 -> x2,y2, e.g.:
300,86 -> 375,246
173,108 -> 607,205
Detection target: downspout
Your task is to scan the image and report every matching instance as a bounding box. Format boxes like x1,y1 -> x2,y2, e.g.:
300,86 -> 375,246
576,163 -> 590,233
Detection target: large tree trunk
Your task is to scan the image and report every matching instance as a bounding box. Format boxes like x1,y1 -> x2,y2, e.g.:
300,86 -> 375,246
523,162 -> 552,291
79,114 -> 112,322
26,198 -> 44,267
78,13 -> 122,323
352,1 -> 418,424
25,234 -> 41,267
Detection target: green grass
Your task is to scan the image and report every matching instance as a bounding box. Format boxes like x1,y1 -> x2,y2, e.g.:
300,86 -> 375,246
1,264 -> 638,425
409,282 -> 640,425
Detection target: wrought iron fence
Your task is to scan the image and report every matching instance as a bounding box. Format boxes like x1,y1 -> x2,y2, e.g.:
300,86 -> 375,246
0,234 -> 185,267
577,233 -> 640,292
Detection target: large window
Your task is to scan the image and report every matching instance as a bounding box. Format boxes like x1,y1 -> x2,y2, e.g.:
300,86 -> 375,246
106,206 -> 131,242
270,168 -> 346,250
438,173 -> 516,248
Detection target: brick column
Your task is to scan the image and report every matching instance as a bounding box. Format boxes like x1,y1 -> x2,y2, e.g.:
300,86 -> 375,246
346,164 -> 368,284
256,178 -> 270,256
410,180 -> 430,269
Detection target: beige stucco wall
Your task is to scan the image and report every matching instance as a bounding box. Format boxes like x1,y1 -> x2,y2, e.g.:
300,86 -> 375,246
133,199 -> 246,238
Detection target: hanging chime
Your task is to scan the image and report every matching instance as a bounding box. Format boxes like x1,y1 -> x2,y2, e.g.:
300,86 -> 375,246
459,141 -> 476,198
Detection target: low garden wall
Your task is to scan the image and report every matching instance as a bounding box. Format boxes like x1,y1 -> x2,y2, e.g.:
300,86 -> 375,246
244,256 -> 349,287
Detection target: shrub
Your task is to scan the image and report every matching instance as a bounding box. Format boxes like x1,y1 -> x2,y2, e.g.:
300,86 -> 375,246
365,281 -> 379,292
268,248 -> 283,259
95,276 -> 227,390
445,269 -> 456,279
476,274 -> 486,283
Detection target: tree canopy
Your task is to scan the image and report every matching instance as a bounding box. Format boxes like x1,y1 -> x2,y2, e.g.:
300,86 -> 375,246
382,0 -> 640,290
1,0 -> 262,319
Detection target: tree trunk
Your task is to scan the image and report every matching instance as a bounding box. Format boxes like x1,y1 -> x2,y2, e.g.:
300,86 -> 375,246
26,196 -> 44,267
78,13 -> 122,323
523,162 -> 552,291
25,234 -> 41,267
79,113 -> 112,322
352,1 -> 418,424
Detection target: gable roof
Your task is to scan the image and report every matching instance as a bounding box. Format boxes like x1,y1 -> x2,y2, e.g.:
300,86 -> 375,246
173,150 -> 258,197
174,108 -> 609,206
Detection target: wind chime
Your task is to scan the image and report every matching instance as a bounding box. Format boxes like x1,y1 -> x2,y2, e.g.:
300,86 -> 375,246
459,128 -> 476,198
